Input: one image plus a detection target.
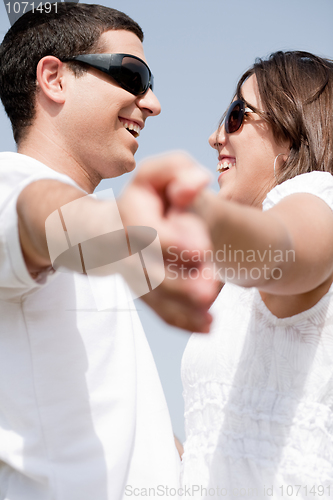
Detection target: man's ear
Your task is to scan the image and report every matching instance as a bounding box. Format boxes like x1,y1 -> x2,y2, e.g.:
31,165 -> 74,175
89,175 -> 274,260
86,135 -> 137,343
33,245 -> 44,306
36,56 -> 67,104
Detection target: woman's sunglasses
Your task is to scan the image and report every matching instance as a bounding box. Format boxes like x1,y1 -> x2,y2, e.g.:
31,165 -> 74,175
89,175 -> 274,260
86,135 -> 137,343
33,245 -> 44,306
65,53 -> 154,96
224,99 -> 254,134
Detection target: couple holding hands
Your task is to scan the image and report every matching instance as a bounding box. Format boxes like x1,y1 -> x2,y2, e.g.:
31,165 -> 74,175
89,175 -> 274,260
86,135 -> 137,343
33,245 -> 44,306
0,3 -> 333,499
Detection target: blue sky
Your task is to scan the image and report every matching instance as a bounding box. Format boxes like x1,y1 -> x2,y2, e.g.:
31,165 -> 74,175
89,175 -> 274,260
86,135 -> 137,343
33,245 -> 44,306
0,0 -> 332,441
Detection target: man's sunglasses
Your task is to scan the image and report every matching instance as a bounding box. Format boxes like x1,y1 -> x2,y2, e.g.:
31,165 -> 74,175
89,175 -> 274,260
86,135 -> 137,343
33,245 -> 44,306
224,99 -> 255,134
65,53 -> 154,96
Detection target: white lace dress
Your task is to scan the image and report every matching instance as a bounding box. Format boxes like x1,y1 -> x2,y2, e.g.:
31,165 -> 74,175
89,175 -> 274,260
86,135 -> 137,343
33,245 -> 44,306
181,172 -> 333,499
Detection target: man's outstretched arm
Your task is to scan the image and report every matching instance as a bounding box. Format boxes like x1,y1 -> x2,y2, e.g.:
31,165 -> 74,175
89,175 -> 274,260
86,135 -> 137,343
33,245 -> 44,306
17,153 -> 219,332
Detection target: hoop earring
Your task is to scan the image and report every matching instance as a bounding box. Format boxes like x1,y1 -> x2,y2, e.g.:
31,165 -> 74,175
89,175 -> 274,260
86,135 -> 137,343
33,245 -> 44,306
273,153 -> 285,181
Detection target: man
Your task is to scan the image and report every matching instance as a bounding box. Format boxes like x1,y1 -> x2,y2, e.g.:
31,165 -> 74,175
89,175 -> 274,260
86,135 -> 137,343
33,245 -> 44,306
0,4 -> 216,499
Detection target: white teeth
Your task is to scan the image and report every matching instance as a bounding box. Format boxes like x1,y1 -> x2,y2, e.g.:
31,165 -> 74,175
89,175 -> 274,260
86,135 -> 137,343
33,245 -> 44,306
122,121 -> 141,137
217,161 -> 236,173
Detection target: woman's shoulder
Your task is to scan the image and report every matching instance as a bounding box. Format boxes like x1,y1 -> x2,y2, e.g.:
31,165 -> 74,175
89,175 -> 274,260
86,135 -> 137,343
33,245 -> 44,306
263,171 -> 333,212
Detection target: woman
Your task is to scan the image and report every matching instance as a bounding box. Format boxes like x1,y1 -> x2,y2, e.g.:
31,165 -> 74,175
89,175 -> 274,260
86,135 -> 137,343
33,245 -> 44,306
181,51 -> 333,498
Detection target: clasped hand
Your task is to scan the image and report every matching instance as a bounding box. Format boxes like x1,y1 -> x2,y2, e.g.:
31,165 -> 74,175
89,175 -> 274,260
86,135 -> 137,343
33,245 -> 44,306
118,152 -> 220,333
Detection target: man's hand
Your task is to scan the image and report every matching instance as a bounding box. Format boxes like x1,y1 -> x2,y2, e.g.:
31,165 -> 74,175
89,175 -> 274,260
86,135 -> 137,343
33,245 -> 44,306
118,152 -> 219,333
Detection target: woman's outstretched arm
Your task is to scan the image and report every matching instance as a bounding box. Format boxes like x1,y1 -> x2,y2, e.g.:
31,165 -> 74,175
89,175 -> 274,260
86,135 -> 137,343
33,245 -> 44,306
192,189 -> 333,297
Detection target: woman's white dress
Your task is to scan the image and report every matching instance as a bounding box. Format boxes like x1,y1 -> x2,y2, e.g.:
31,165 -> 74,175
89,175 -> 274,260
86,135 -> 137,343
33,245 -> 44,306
181,172 -> 333,499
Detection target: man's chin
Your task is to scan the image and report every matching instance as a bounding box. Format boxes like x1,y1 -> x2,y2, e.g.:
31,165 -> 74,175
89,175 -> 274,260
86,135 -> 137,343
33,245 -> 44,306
104,158 -> 137,179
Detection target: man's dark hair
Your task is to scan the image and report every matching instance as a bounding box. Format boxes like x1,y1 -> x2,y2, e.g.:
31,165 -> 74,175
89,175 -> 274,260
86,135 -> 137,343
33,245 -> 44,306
0,3 -> 144,144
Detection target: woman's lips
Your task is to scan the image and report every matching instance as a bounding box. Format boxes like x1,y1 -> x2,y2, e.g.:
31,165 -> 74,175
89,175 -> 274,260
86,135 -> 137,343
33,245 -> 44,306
216,157 -> 236,174
217,157 -> 236,186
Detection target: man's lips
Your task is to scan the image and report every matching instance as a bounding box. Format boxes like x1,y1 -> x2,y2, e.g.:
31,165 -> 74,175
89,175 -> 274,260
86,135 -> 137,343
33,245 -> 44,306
119,117 -> 144,138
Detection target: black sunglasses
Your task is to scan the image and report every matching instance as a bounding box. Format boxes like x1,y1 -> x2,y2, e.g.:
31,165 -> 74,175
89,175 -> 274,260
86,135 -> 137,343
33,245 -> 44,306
224,99 -> 254,134
66,53 -> 154,96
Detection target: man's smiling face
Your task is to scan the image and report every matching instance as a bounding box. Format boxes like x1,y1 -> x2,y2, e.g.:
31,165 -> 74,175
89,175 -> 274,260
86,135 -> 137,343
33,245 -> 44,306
61,29 -> 161,182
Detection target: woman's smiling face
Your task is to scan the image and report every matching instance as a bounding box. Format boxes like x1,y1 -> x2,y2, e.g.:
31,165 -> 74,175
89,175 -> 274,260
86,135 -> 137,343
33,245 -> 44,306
209,75 -> 290,208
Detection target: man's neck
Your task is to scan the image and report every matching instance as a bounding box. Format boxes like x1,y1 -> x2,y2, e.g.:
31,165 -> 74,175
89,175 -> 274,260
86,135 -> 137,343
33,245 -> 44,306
18,128 -> 101,194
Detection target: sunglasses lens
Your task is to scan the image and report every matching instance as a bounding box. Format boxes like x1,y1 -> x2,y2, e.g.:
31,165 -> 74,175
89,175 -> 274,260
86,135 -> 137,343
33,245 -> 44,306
225,101 -> 244,134
120,56 -> 152,95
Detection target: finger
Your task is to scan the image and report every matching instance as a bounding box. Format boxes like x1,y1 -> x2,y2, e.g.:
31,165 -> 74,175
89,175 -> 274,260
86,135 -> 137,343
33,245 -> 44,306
136,152 -> 211,199
162,210 -> 213,256
142,291 -> 213,333
166,173 -> 213,209
163,262 -> 220,309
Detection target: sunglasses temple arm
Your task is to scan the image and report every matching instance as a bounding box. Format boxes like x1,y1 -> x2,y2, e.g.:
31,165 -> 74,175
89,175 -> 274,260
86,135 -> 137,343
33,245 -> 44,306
74,54 -> 112,75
